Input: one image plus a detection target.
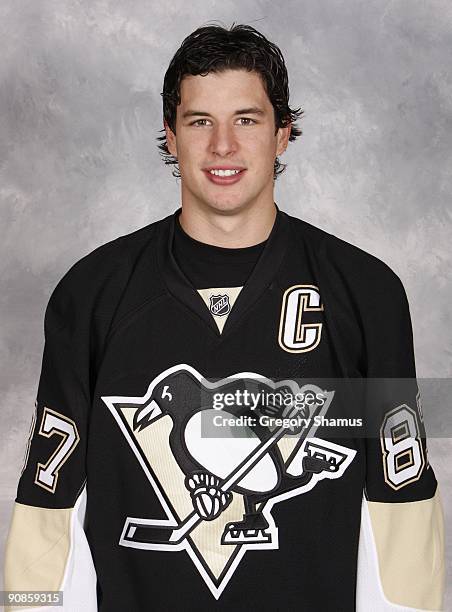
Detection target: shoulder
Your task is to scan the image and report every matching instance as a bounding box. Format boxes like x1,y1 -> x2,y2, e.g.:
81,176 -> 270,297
45,215 -> 168,331
60,217 -> 165,289
285,211 -> 408,303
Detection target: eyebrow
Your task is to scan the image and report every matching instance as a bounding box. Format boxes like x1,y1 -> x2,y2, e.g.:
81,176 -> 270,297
181,107 -> 265,119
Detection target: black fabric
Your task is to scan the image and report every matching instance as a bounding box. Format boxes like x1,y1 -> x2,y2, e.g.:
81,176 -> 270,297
10,205 -> 440,612
158,204 -> 291,338
173,209 -> 267,289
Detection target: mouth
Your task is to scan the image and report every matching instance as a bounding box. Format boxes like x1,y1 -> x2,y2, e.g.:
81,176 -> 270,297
203,167 -> 247,185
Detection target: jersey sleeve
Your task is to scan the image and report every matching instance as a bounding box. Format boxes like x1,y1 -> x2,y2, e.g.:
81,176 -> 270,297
356,270 -> 445,611
3,279 -> 97,612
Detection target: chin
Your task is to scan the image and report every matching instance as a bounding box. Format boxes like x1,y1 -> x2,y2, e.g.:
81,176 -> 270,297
196,194 -> 241,210
206,200 -> 249,215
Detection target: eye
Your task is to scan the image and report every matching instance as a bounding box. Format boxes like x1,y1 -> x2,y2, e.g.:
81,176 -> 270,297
237,117 -> 256,126
190,119 -> 210,127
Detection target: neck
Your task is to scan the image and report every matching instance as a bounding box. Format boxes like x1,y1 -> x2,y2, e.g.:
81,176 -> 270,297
177,202 -> 277,248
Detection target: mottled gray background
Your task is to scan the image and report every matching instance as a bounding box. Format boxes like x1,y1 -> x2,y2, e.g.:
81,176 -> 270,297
1,0 -> 451,608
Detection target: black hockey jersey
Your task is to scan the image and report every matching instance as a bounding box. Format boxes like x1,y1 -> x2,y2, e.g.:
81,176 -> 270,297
4,205 -> 445,611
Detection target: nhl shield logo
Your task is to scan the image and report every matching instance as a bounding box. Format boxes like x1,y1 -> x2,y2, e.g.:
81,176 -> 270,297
209,294 -> 230,317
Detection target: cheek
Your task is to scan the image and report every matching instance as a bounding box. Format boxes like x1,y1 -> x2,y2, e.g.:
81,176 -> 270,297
177,140 -> 204,171
248,144 -> 278,171
246,131 -> 277,155
179,138 -> 200,157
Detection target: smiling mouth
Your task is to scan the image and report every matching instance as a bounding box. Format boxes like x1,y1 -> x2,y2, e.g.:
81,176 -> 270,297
203,168 -> 247,185
206,168 -> 244,177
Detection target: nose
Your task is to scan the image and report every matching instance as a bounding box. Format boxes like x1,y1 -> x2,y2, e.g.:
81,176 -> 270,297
209,123 -> 238,157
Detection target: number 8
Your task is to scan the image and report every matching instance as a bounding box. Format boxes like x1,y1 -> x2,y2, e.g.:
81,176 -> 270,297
381,403 -> 425,490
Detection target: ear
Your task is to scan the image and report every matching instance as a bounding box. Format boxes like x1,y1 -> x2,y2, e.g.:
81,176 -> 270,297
164,120 -> 177,158
276,122 -> 292,156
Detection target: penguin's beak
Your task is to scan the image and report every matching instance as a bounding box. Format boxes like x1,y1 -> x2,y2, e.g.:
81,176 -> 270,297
133,397 -> 163,432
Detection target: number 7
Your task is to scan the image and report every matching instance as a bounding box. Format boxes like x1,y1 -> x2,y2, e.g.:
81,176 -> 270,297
34,407 -> 80,493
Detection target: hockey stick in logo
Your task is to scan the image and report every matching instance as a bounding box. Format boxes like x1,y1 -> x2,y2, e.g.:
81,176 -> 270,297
122,389 -> 334,547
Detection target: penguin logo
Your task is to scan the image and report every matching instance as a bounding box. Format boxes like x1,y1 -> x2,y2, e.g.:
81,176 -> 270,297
102,365 -> 356,600
209,294 -> 230,316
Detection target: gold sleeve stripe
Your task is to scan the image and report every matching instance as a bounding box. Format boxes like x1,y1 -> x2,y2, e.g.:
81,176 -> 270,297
367,486 -> 445,610
4,502 -> 72,593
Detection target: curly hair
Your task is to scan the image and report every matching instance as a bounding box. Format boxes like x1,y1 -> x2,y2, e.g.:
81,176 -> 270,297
157,21 -> 304,180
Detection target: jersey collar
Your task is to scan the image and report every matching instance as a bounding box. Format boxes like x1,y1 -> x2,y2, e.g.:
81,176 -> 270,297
157,203 -> 291,340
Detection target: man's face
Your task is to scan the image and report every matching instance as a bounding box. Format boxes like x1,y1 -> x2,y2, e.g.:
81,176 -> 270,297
165,69 -> 290,214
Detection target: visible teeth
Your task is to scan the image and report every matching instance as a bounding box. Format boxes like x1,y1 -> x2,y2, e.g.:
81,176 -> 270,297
209,169 -> 241,177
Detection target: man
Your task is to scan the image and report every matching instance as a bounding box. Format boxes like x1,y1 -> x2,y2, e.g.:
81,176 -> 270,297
4,23 -> 445,612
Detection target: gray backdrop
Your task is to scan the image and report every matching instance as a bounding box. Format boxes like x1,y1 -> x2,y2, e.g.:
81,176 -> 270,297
1,0 -> 450,608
